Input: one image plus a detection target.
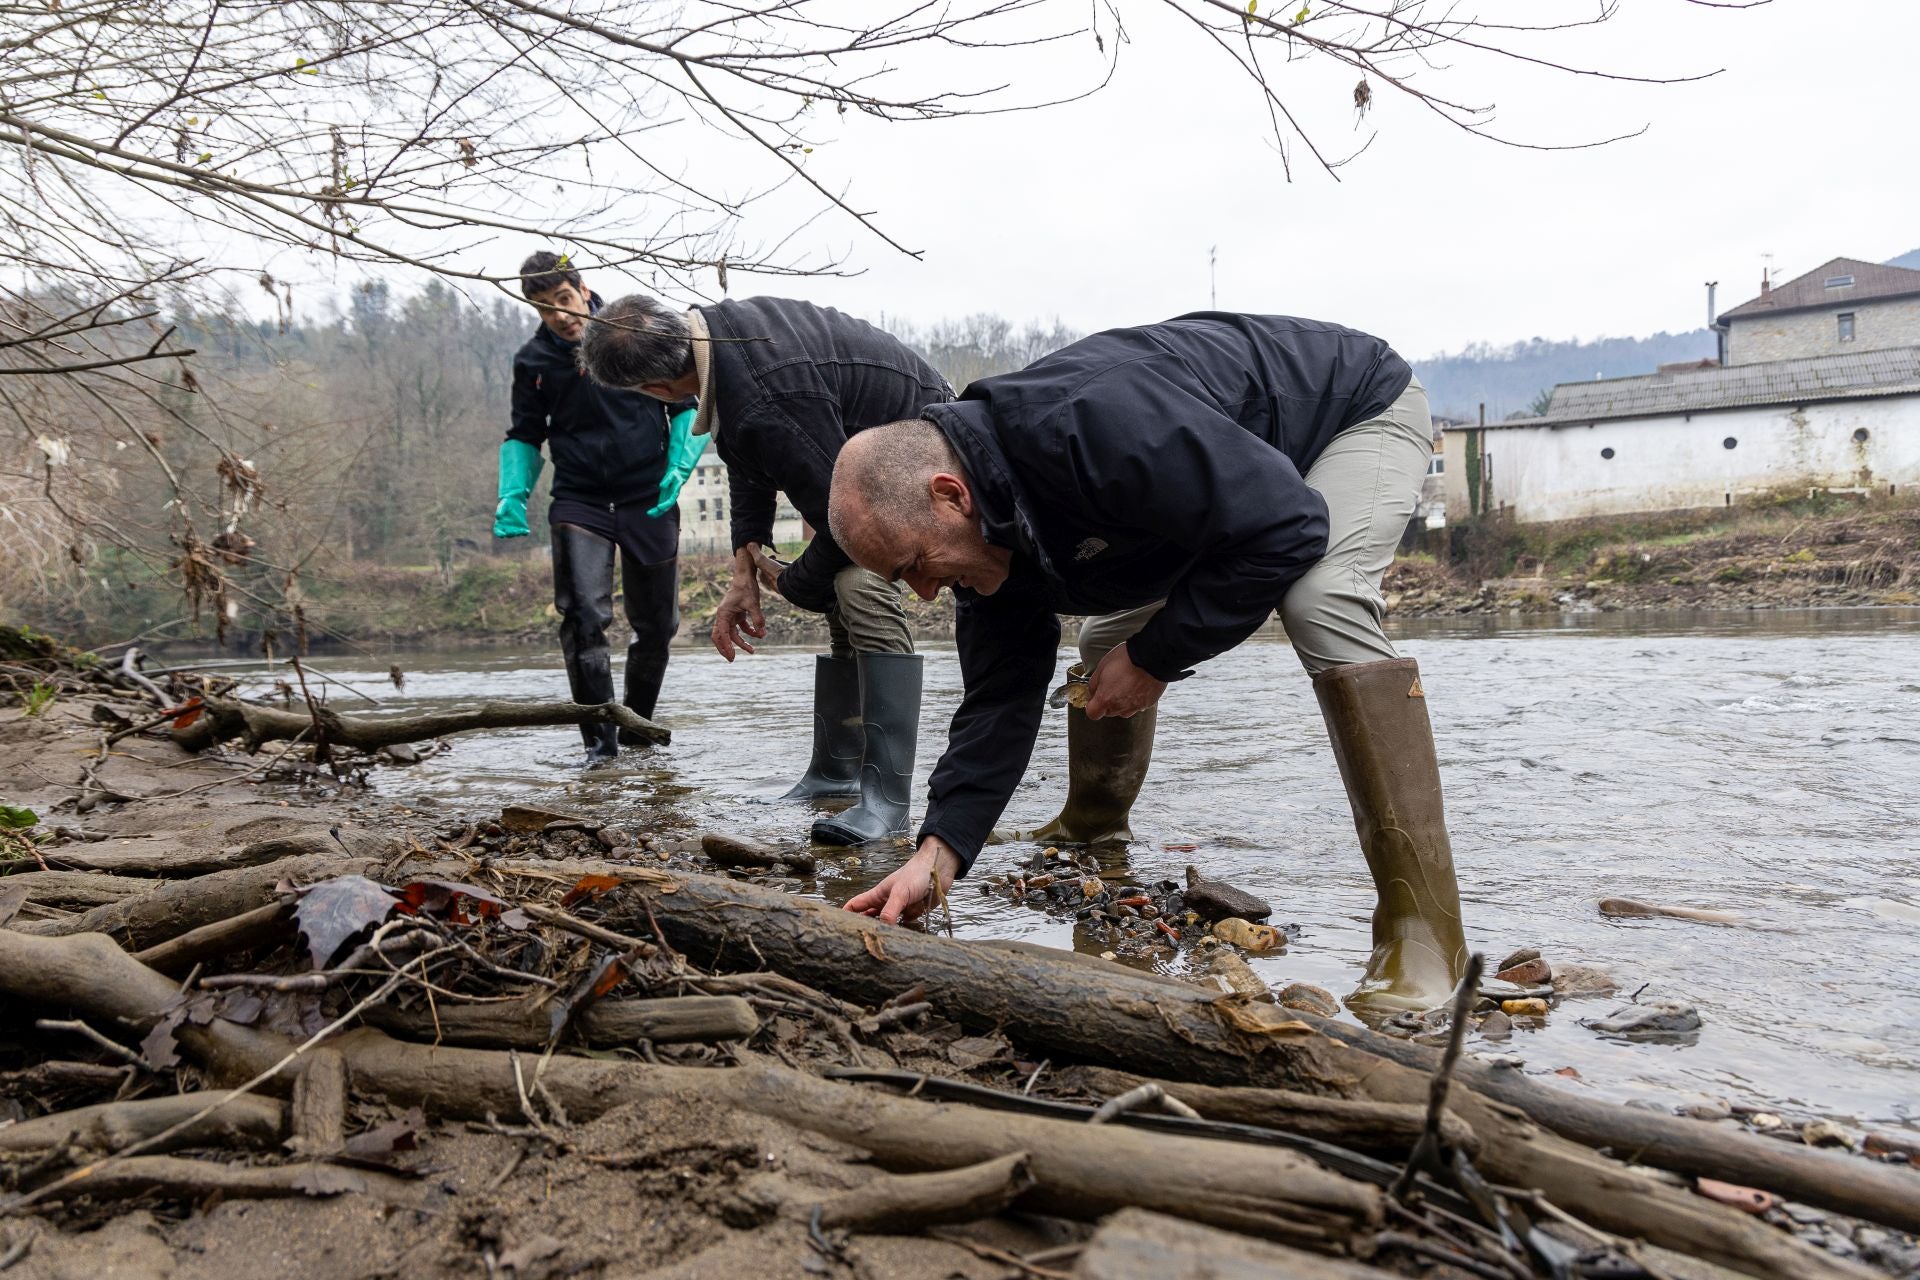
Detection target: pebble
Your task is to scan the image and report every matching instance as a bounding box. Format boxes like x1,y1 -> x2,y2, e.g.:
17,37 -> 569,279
500,803 -> 582,833
1680,1098 -> 1733,1121
1478,1010 -> 1513,1039
1495,956 -> 1553,986
1802,1119 -> 1854,1149
1500,998 -> 1549,1018
1205,949 -> 1272,1002
1865,1132 -> 1920,1160
1211,917 -> 1284,953
1583,998 -> 1701,1037
1275,982 -> 1339,1018
1182,865 -> 1273,922
1749,1112 -> 1784,1131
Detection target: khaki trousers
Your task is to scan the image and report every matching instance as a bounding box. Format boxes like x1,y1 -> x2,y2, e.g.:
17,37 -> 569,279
1076,376 -> 1432,675
826,565 -> 914,659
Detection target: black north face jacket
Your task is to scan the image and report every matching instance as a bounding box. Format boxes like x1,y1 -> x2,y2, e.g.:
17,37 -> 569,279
914,312 -> 1412,871
698,297 -> 952,611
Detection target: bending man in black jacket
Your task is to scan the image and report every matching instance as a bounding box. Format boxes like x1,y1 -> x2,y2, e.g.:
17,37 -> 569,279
828,313 -> 1468,1012
494,252 -> 692,766
578,294 -> 952,844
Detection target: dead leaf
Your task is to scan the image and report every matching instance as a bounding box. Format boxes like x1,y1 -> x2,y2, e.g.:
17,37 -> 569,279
396,878 -> 509,924
1212,998 -> 1314,1038
560,874 -> 623,909
294,875 -> 399,968
947,1035 -> 1009,1070
1696,1178 -> 1778,1214
342,1107 -> 426,1162
861,930 -> 888,962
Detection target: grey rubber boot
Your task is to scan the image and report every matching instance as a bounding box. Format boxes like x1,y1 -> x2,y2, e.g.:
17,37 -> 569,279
1312,657 -> 1469,1014
998,706 -> 1156,845
812,653 -> 923,846
779,656 -> 864,801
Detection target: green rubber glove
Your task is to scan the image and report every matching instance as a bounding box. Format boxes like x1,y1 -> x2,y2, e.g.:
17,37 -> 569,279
493,438 -> 544,538
647,405 -> 704,518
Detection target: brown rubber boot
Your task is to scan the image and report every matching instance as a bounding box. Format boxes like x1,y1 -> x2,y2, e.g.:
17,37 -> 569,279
1000,706 -> 1156,845
1312,657 -> 1468,1013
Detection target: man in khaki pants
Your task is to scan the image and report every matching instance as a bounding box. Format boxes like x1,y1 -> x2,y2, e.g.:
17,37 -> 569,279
826,313 -> 1467,1013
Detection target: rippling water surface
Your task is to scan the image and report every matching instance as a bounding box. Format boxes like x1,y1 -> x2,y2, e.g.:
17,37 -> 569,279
225,608 -> 1920,1132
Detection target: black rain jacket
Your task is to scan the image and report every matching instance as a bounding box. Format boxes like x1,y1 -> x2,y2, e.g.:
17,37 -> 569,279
508,295 -> 674,508
698,297 -> 952,611
915,312 -> 1412,872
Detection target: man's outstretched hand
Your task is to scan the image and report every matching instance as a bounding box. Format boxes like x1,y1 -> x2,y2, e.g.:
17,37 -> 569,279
711,548 -> 768,661
844,837 -> 963,925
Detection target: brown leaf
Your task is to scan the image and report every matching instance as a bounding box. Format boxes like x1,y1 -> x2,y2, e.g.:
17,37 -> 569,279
947,1035 -> 1009,1070
861,930 -> 888,962
560,874 -> 623,909
397,878 -> 508,923
294,875 -> 398,968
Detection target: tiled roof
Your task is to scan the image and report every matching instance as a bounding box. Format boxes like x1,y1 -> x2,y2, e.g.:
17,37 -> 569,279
1471,345 -> 1920,430
1719,257 -> 1920,322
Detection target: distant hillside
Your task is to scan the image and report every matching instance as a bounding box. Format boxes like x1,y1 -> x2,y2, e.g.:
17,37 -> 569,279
1411,330 -> 1716,421
1885,247 -> 1920,271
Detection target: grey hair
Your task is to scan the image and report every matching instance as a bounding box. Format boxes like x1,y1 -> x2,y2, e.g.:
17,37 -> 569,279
577,294 -> 693,387
828,418 -> 964,550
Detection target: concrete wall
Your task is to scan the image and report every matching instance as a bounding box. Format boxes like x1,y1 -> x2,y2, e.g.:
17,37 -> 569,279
1727,297 -> 1920,364
676,451 -> 804,555
1440,394 -> 1920,524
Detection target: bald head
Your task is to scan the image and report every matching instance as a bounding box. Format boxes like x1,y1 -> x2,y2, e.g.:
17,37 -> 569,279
829,418 -> 1013,599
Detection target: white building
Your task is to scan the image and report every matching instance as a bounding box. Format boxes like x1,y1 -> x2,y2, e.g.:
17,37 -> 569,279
1442,258 -> 1920,524
675,439 -> 806,555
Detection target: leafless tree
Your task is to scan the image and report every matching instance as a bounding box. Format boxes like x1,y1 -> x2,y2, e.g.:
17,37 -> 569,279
0,0 -> 1755,644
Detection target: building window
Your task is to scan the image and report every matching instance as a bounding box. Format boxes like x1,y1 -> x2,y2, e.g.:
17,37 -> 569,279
1722,437 -> 1738,450
1426,456 -> 1444,475
1600,447 -> 1615,460
1824,275 -> 1855,289
715,500 -> 725,521
1838,312 -> 1856,342
697,498 -> 708,515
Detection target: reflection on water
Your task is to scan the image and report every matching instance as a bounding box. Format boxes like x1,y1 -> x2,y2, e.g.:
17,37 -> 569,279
220,608 -> 1920,1130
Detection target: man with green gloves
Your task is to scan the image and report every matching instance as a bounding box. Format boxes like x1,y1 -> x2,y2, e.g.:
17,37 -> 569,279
578,294 -> 952,845
496,251 -> 697,765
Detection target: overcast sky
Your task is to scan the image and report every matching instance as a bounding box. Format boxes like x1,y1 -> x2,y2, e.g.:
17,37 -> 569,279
342,0 -> 1920,360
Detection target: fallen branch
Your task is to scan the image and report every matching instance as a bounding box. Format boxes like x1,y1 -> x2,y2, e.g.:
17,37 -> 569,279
19,1155 -> 427,1208
289,1050 -> 346,1156
171,696 -> 668,754
0,1094 -> 284,1156
131,902 -> 293,975
27,831 -> 357,878
12,851 -> 378,946
815,1151 -> 1034,1232
361,994 -> 759,1048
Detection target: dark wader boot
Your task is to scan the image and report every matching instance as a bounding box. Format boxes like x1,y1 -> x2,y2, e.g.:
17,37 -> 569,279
618,555 -> 678,743
552,524 -> 620,765
1003,706 -> 1156,846
1313,657 -> 1468,1013
780,656 -> 864,801
812,653 -> 923,846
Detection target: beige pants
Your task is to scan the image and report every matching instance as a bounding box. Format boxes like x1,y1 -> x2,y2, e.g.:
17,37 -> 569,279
826,564 -> 913,659
1076,376 -> 1432,675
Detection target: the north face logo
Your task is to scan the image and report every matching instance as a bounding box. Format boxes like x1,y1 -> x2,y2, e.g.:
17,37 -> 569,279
1074,537 -> 1108,562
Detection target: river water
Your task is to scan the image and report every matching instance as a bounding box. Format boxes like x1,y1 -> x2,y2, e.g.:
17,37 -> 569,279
222,609 -> 1920,1135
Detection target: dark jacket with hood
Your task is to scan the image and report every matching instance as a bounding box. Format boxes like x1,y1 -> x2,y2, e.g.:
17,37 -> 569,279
914,312 -> 1412,872
698,297 -> 952,611
508,295 -> 673,508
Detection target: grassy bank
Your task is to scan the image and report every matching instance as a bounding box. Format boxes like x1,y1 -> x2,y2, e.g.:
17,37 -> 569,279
11,493 -> 1915,652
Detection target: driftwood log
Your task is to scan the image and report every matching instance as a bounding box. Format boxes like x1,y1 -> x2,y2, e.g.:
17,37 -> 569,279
595,868 -> 1888,1280
0,1093 -> 285,1156
815,1152 -> 1035,1232
132,902 -> 294,975
0,871 -> 145,915
24,1155 -> 427,1208
11,852 -> 377,946
23,832 -> 360,879
170,695 -> 667,753
0,929 -> 1384,1251
289,1050 -> 347,1156
361,994 -> 759,1048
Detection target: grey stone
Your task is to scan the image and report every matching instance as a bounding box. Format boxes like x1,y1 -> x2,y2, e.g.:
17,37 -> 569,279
1583,998 -> 1701,1038
1183,865 -> 1272,922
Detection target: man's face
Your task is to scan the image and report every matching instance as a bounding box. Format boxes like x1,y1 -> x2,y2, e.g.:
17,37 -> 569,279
528,280 -> 590,343
857,474 -> 1013,601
